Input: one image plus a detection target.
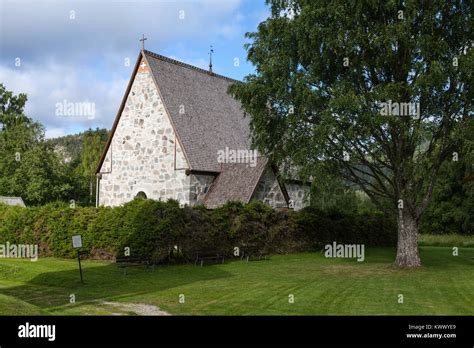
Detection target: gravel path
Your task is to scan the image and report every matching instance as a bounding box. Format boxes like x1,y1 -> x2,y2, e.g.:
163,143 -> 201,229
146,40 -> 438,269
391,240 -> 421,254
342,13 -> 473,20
100,301 -> 171,316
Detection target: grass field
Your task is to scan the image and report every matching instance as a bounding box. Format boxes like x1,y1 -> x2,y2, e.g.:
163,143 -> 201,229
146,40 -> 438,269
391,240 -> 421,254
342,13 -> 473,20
0,246 -> 473,315
418,233 -> 474,248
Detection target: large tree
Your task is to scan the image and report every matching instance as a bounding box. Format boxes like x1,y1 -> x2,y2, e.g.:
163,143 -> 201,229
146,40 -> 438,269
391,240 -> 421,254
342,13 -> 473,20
230,0 -> 473,266
0,84 -> 72,205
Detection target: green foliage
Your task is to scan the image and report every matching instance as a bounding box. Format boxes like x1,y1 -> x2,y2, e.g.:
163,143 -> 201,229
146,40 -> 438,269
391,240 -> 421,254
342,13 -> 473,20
309,172 -> 380,215
0,199 -> 397,261
45,127 -> 108,206
72,128 -> 109,205
0,84 -> 74,205
9,143 -> 73,204
117,199 -> 185,263
0,83 -> 109,205
295,206 -> 397,248
420,158 -> 473,234
0,204 -> 26,243
0,93 -> 72,204
419,117 -> 474,234
229,1 -> 473,265
307,120 -> 473,234
0,83 -> 29,130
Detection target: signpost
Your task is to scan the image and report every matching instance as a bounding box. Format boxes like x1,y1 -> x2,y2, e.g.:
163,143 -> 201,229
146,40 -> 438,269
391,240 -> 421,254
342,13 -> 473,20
72,235 -> 84,283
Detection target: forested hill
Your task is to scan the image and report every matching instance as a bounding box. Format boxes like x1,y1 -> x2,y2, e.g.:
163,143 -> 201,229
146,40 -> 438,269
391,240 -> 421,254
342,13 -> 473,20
46,128 -> 109,165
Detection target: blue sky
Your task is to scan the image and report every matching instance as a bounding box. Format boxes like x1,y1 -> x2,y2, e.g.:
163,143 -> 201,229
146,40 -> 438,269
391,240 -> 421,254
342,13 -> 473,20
0,0 -> 270,138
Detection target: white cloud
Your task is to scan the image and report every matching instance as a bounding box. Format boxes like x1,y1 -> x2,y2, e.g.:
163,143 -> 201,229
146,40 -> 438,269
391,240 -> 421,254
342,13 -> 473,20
0,60 -> 129,133
0,0 -> 244,62
0,0 -> 253,137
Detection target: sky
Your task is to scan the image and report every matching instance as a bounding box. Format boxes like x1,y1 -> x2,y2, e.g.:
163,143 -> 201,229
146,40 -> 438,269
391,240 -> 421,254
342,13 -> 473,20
0,0 -> 270,138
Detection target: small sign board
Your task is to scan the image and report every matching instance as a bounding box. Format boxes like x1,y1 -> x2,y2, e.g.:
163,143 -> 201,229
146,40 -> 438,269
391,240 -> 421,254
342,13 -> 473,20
72,235 -> 82,249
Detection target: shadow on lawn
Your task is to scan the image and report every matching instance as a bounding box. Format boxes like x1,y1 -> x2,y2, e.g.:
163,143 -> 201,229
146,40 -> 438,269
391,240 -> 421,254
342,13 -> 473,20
0,262 -> 233,312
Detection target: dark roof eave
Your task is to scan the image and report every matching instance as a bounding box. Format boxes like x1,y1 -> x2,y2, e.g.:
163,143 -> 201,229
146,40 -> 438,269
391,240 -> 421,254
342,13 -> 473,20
185,169 -> 220,176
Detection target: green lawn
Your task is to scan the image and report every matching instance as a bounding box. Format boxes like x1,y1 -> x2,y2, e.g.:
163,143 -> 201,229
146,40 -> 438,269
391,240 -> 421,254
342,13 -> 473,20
0,247 -> 473,315
418,233 -> 474,248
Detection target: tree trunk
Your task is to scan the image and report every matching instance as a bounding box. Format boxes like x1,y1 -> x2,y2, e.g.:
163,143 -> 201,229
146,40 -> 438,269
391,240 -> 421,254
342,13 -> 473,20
395,209 -> 421,267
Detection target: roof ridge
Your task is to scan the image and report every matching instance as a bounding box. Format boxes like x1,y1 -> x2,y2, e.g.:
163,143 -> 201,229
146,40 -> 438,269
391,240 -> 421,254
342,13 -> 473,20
143,49 -> 241,83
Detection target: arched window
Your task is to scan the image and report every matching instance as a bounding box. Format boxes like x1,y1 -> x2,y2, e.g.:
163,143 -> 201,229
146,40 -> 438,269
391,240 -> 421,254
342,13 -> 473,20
135,191 -> 147,199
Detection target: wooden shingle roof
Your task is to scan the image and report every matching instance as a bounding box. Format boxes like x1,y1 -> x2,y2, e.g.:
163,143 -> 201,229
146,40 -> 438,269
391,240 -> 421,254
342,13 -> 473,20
144,50 -> 252,172
202,157 -> 268,208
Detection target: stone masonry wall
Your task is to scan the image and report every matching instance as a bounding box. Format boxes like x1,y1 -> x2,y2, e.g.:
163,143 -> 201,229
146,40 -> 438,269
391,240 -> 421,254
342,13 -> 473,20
286,183 -> 310,210
189,174 -> 215,206
252,167 -> 288,209
98,60 -> 191,207
252,167 -> 310,210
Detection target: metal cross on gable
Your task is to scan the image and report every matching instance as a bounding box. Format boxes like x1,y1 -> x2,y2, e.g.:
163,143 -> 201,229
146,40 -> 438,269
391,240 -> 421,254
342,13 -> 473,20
140,34 -> 147,51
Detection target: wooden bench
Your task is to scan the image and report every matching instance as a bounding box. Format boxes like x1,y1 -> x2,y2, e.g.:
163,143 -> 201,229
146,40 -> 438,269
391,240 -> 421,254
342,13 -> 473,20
116,256 -> 152,275
194,252 -> 225,267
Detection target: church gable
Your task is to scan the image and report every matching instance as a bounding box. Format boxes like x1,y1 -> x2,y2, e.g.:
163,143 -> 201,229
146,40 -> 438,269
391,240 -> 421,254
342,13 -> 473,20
251,167 -> 288,208
144,50 -> 251,172
97,56 -> 189,206
97,49 -> 310,210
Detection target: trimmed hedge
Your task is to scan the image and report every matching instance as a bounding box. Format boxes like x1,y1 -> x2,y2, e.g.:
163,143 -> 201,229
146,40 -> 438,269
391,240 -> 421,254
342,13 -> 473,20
0,199 -> 396,261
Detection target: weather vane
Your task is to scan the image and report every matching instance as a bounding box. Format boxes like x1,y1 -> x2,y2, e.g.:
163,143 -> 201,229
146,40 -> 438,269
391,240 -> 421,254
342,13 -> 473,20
209,45 -> 214,73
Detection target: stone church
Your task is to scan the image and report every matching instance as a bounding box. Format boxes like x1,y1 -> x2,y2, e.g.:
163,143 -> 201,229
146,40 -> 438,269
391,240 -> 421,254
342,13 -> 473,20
95,49 -> 310,209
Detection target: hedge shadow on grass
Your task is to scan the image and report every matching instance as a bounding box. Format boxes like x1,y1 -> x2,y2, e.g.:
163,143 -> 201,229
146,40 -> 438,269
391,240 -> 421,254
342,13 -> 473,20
0,262 -> 233,313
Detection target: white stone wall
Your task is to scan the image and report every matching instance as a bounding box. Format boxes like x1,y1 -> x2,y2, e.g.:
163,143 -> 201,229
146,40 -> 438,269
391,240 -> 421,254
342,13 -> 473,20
286,182 -> 310,210
189,174 -> 215,206
252,167 -> 288,208
98,64 -> 190,207
251,167 -> 310,210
